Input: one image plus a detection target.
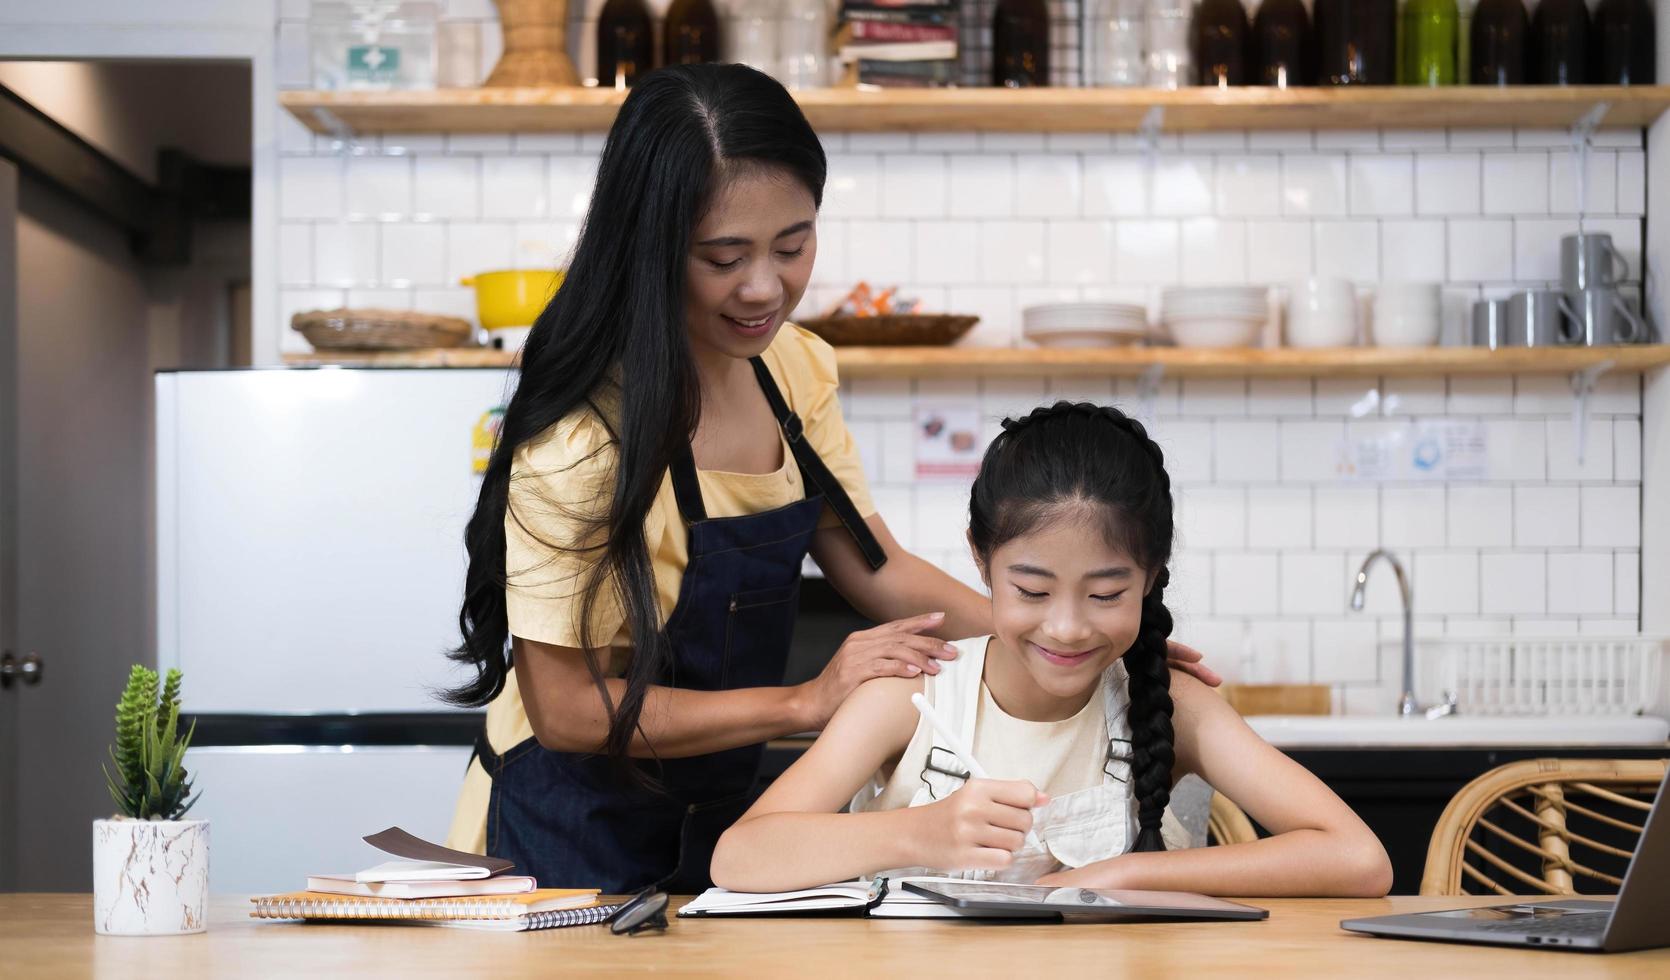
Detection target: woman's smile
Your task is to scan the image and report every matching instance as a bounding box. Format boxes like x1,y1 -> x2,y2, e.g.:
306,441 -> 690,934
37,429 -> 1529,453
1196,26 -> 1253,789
723,310 -> 779,337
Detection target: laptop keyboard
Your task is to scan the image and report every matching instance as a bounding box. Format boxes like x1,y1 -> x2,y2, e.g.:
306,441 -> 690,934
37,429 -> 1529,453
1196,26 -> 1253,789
1473,912 -> 1608,939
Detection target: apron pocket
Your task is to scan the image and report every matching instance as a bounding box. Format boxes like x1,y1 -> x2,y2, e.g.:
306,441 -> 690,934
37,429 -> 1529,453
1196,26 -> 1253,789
721,582 -> 801,689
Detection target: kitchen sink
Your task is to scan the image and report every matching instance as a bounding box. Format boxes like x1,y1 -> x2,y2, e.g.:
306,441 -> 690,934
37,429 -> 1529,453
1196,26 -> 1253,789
1246,714 -> 1670,748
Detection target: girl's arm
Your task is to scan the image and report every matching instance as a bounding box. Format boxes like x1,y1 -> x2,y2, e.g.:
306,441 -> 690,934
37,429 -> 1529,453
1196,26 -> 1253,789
812,514 -> 1223,686
1038,671 -> 1393,897
710,676 -> 1044,892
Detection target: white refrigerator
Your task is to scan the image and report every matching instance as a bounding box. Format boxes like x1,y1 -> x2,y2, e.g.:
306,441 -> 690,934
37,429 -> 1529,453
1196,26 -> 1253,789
155,367 -> 515,893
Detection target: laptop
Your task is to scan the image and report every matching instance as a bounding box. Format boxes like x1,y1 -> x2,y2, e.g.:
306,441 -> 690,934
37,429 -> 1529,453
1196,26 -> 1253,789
1342,769 -> 1670,953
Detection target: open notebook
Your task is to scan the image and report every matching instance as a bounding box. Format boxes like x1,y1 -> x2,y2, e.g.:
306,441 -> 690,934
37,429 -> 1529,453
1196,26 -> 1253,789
679,877 -> 1051,919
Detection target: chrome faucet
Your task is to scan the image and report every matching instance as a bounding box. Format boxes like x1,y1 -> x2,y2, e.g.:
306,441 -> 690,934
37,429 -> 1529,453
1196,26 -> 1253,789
1349,549 -> 1457,719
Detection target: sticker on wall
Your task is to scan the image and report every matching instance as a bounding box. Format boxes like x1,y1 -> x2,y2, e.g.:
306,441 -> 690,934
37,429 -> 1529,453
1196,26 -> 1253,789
1339,420 -> 1487,481
914,404 -> 985,481
473,406 -> 505,475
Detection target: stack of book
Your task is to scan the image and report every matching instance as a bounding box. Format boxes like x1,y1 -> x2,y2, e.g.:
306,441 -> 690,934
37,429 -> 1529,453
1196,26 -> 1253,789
836,1 -> 960,89
249,827 -> 620,932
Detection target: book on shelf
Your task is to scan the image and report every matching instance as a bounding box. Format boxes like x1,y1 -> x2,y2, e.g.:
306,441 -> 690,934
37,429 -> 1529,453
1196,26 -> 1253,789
837,40 -> 958,62
842,2 -> 957,27
840,58 -> 959,88
835,19 -> 958,44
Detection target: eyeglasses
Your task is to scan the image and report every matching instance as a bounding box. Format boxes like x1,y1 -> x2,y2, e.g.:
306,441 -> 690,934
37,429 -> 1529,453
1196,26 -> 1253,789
609,887 -> 670,936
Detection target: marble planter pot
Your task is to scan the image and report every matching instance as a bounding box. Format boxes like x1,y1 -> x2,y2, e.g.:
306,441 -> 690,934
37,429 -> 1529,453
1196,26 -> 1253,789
92,818 -> 209,935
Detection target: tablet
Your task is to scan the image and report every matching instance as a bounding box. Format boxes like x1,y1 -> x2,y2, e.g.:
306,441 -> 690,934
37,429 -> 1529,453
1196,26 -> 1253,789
900,882 -> 1268,921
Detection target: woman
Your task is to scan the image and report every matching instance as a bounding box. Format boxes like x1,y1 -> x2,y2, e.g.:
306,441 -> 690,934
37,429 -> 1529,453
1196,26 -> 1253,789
442,63 -> 1217,894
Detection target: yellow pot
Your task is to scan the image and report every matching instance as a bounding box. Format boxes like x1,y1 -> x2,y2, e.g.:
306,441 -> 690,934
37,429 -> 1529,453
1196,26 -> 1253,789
460,269 -> 565,330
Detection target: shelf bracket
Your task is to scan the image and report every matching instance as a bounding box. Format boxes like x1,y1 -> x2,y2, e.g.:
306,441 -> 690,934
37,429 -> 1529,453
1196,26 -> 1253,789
1569,359 -> 1615,466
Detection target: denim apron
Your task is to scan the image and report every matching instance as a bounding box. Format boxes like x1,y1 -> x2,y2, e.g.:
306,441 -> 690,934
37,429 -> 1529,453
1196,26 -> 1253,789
477,357 -> 886,893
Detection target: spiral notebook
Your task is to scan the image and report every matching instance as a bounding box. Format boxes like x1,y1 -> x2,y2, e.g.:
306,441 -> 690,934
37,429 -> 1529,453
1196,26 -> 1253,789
250,889 -> 620,931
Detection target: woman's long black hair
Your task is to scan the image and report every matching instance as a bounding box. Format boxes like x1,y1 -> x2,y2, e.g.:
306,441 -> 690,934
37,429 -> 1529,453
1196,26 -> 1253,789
967,402 -> 1177,853
442,64 -> 827,775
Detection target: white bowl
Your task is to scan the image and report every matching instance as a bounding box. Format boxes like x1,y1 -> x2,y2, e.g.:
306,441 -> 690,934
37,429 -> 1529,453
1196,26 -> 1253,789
1164,315 -> 1264,348
1370,312 -> 1441,347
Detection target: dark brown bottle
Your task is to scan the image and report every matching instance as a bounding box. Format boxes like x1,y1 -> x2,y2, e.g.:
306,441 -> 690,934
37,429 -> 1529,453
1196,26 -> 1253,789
1592,0 -> 1656,84
1252,0 -> 1314,86
597,0 -> 654,89
1530,0 -> 1588,84
1192,0 -> 1251,85
663,0 -> 720,67
993,0 -> 1050,87
1470,0 -> 1529,85
1313,0 -> 1397,84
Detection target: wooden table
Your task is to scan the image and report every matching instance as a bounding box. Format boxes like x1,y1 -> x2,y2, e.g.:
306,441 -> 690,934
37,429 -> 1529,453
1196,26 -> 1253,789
4,894 -> 1665,977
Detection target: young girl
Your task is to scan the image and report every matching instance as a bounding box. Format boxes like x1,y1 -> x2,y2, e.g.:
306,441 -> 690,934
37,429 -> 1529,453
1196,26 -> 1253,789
713,402 -> 1393,896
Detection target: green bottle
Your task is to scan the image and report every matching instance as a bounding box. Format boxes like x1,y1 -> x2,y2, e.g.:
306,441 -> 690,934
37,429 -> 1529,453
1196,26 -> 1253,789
1401,0 -> 1460,84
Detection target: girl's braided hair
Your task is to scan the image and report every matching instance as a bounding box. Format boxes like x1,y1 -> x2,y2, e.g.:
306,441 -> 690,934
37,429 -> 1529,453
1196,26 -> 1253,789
968,401 -> 1175,852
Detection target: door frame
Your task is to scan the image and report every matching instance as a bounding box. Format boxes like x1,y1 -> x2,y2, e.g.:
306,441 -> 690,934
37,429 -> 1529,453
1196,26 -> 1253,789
0,22 -> 277,366
0,157 -> 18,891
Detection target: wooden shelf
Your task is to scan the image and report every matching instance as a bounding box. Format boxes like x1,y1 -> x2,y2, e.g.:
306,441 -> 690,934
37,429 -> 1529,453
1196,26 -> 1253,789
279,85 -> 1670,136
283,344 -> 1670,377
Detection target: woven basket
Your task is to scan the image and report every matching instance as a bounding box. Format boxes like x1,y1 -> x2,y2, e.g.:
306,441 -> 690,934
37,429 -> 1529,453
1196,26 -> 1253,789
292,309 -> 475,351
797,314 -> 979,347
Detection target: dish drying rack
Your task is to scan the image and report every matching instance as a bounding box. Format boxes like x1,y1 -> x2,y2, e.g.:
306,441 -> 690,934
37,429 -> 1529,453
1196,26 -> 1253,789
1412,636 -> 1665,716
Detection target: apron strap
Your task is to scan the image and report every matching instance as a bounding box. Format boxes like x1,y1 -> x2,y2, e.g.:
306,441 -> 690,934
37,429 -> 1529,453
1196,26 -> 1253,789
747,357 -> 888,571
669,452 -> 708,525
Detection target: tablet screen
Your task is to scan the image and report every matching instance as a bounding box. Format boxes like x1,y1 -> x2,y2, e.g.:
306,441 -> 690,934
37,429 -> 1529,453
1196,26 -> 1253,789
902,882 -> 1267,919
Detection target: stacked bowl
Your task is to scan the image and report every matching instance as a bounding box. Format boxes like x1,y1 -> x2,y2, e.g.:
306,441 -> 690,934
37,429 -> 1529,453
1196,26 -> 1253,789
1160,286 -> 1268,348
1021,303 -> 1149,348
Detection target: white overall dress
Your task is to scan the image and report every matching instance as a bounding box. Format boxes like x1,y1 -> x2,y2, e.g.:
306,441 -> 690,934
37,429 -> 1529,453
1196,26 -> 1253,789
850,635 -> 1186,883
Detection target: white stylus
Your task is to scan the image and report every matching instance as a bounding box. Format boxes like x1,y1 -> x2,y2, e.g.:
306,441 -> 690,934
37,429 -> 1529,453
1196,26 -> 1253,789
910,692 -> 1044,850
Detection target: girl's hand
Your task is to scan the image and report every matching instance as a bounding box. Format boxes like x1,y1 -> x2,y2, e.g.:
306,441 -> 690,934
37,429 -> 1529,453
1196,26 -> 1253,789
793,612 -> 958,730
1166,639 -> 1222,688
915,779 -> 1048,873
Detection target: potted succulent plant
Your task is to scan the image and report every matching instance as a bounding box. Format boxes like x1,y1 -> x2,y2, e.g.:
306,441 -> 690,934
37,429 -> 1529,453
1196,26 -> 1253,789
93,665 -> 206,935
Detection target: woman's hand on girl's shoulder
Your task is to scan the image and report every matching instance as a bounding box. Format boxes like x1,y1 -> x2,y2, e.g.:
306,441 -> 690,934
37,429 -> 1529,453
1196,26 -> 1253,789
1164,639 -> 1222,688
791,612 -> 960,731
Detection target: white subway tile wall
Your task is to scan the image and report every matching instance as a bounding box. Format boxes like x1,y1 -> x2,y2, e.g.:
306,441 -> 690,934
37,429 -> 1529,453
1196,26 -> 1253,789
272,5 -> 1646,709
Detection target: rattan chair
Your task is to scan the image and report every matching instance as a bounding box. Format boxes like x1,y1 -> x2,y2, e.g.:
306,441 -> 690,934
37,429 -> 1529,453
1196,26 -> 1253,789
1207,792 -> 1258,845
1420,757 -> 1668,897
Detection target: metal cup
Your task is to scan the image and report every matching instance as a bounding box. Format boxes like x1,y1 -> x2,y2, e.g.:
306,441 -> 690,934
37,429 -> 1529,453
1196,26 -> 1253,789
1560,232 -> 1629,294
1505,290 -> 1570,347
1471,299 -> 1508,349
1557,287 -> 1647,345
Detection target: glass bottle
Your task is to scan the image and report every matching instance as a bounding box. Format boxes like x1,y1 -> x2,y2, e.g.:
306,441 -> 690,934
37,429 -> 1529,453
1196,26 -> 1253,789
728,0 -> 777,77
1089,0 -> 1148,87
1591,0 -> 1656,85
663,0 -> 720,68
1145,0 -> 1194,89
1470,0 -> 1528,85
1401,0 -> 1460,85
993,0 -> 1051,87
1252,0 -> 1314,87
597,0 -> 654,89
1313,0 -> 1396,84
778,0 -> 830,90
1529,0 -> 1588,85
1191,0 -> 1251,86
